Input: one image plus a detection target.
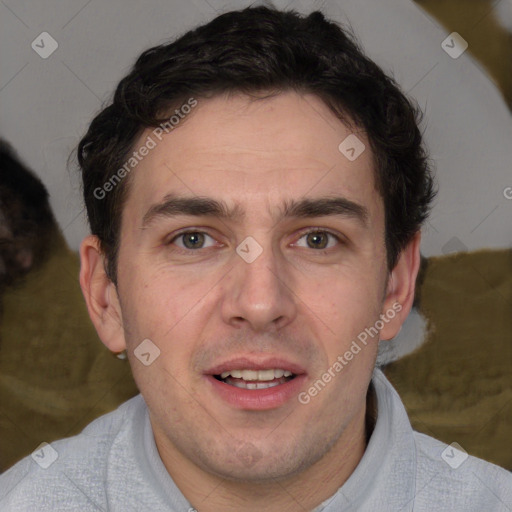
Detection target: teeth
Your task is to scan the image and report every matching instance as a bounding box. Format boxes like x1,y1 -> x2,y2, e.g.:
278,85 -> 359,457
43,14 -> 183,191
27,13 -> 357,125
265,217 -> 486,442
255,369 -> 274,381
219,369 -> 294,381
242,370 -> 259,381
232,380 -> 282,390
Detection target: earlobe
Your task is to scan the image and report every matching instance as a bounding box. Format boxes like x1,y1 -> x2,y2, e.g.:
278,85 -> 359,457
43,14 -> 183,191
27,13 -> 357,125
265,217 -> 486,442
379,231 -> 422,341
79,235 -> 126,353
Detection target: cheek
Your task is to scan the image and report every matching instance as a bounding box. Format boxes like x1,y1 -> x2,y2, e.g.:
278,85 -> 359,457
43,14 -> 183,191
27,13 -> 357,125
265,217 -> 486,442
122,268 -> 213,374
118,268 -> 190,347
314,264 -> 382,315
306,271 -> 384,355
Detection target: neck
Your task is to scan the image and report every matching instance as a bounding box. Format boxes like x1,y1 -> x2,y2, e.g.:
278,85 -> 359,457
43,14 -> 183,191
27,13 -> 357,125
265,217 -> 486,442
154,386 -> 376,512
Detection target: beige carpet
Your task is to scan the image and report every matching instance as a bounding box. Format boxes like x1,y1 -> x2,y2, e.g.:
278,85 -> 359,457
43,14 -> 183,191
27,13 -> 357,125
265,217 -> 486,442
0,229 -> 138,471
384,249 -> 512,470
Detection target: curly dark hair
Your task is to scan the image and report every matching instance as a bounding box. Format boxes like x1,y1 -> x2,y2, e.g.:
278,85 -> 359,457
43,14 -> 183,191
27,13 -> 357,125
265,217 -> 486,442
77,5 -> 436,284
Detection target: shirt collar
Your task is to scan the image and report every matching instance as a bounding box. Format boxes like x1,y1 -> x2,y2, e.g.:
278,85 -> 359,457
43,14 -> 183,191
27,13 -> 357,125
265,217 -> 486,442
314,367 -> 417,511
129,367 -> 417,511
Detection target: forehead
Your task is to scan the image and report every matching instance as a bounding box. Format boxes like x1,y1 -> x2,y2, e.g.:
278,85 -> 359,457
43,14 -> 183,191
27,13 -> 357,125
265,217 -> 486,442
122,91 -> 381,227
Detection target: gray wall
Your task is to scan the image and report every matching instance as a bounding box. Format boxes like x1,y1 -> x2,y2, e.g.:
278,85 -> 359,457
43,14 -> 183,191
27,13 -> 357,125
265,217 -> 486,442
1,0 -> 511,255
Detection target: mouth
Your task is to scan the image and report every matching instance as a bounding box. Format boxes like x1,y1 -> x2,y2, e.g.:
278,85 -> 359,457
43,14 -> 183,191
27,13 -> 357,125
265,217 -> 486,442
213,368 -> 297,390
205,358 -> 307,410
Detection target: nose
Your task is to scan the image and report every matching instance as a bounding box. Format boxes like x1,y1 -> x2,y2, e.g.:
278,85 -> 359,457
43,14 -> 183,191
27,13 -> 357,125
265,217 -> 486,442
221,242 -> 297,332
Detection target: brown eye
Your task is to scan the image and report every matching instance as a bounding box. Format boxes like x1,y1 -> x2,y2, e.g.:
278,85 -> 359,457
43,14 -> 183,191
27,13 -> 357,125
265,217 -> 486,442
306,232 -> 329,249
170,231 -> 215,250
182,232 -> 205,249
295,230 -> 340,250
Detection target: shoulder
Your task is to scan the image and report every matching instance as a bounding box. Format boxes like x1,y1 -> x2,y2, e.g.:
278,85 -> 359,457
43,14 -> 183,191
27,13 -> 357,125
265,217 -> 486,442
412,431 -> 512,511
0,395 -> 143,512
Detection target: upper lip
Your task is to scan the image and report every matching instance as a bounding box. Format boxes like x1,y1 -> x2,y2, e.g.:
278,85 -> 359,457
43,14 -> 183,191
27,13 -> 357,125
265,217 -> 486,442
205,356 -> 307,376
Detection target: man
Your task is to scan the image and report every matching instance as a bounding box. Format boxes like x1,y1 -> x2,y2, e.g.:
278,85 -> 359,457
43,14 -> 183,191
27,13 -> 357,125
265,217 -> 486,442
1,5 -> 510,511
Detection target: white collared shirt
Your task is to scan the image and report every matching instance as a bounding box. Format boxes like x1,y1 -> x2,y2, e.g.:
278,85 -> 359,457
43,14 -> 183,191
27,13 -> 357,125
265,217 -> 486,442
1,368 -> 511,511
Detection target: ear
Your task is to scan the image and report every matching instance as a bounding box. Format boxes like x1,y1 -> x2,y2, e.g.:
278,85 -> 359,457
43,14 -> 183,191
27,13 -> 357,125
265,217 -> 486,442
379,231 -> 421,341
79,235 -> 126,353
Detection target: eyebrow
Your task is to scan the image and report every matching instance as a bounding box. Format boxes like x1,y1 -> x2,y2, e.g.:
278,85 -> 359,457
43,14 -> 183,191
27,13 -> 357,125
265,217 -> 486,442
141,193 -> 369,229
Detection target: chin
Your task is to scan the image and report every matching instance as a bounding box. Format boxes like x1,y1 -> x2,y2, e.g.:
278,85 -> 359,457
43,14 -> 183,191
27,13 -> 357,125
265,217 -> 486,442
194,437 -> 327,483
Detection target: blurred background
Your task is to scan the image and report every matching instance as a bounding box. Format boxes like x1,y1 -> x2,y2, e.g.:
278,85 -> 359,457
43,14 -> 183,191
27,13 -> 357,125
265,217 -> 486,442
0,0 -> 511,472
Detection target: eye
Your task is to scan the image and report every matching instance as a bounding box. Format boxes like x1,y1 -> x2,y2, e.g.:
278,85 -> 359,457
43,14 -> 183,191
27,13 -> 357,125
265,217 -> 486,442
294,230 -> 341,250
169,231 -> 217,250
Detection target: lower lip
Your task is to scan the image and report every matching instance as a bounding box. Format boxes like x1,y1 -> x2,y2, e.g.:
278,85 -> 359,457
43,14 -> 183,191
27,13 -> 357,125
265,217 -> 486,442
205,374 -> 307,410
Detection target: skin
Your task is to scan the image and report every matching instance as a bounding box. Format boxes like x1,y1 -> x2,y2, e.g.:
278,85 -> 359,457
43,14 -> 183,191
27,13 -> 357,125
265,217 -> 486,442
80,91 -> 421,512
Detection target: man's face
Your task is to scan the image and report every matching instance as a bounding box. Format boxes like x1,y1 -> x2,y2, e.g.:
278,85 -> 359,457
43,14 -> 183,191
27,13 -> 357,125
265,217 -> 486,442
114,91 -> 392,481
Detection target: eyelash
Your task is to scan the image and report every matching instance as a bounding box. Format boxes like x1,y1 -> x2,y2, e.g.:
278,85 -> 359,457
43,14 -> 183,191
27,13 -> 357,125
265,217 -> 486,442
167,228 -> 344,253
